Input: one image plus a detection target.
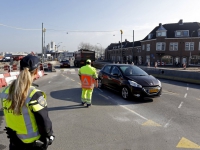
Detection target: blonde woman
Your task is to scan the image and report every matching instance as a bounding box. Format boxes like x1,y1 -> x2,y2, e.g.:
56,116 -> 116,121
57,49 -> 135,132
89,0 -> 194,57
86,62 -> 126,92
0,55 -> 54,150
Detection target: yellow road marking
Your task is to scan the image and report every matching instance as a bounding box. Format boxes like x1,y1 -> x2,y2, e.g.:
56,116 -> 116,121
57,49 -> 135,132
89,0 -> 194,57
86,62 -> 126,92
176,137 -> 200,149
142,120 -> 161,126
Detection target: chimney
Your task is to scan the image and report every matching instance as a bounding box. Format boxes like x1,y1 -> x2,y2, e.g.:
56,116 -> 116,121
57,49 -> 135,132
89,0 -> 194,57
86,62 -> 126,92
159,23 -> 162,27
178,19 -> 183,25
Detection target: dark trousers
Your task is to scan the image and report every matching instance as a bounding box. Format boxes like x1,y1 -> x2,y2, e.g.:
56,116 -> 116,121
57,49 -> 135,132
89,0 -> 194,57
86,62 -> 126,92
9,140 -> 47,150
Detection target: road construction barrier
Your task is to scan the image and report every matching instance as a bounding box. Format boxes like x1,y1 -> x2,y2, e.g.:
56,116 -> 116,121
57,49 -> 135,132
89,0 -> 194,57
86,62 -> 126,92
4,65 -> 9,71
183,63 -> 186,70
0,78 -> 7,88
12,65 -> 17,70
48,63 -> 53,72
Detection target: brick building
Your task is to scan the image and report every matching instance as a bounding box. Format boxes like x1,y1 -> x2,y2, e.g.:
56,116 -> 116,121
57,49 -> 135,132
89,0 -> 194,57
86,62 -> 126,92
105,20 -> 200,66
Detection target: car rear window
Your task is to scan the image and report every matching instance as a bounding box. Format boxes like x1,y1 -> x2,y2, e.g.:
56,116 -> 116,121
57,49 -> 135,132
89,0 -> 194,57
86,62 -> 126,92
119,66 -> 148,76
61,60 -> 69,62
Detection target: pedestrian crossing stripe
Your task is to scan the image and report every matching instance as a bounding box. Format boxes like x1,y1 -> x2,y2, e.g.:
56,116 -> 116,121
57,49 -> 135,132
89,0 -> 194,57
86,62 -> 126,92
82,78 -> 89,85
142,120 -> 161,126
176,137 -> 200,149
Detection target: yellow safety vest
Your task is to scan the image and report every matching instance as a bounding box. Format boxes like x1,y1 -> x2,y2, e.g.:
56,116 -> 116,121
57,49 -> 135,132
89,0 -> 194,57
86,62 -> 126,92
0,86 -> 46,143
79,65 -> 98,89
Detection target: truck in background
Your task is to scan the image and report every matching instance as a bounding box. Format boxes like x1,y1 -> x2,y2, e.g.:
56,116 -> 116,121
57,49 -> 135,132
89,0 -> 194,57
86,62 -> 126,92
74,49 -> 95,67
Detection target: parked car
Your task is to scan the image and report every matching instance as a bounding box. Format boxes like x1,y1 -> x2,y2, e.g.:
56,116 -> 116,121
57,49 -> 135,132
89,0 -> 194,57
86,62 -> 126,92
60,60 -> 70,68
98,64 -> 162,100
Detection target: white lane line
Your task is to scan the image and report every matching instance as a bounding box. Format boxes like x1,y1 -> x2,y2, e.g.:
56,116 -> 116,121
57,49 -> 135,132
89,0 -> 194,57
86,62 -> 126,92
78,82 -> 81,85
48,81 -> 51,83
184,93 -> 187,98
97,88 -> 103,92
164,118 -> 173,128
178,102 -> 183,108
99,93 -> 109,99
187,87 -> 189,90
71,79 -> 75,81
107,96 -> 148,121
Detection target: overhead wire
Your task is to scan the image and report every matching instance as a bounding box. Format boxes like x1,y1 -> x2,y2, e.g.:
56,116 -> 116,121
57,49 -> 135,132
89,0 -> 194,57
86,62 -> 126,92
0,23 -> 118,33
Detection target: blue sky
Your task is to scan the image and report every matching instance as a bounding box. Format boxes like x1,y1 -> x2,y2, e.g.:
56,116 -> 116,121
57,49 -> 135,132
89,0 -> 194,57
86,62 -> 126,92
0,0 -> 200,53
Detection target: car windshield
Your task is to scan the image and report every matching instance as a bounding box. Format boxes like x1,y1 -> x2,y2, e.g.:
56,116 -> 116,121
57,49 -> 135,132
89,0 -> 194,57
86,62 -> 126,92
119,66 -> 148,76
61,60 -> 69,62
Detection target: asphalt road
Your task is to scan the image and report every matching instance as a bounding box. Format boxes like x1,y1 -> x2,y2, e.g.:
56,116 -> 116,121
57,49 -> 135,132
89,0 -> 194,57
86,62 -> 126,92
0,67 -> 200,150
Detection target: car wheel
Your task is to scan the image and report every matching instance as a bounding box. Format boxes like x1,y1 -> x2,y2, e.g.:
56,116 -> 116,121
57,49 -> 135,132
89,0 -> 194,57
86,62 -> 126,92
98,79 -> 104,89
121,86 -> 130,100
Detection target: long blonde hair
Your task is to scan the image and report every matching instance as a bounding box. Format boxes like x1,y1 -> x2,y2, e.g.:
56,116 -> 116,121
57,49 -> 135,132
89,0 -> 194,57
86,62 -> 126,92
8,67 -> 37,115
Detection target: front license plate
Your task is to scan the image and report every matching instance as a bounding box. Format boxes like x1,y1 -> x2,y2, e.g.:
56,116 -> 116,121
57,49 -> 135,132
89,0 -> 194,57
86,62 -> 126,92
149,89 -> 158,93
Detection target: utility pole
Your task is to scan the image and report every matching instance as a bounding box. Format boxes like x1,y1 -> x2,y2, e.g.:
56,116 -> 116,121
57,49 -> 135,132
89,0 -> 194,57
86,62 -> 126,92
132,30 -> 134,63
42,23 -> 44,63
43,28 -> 46,61
120,30 -> 123,63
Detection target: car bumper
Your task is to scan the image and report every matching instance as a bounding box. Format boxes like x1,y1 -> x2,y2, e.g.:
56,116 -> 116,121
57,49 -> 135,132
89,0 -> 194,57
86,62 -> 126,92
60,65 -> 70,67
129,85 -> 162,99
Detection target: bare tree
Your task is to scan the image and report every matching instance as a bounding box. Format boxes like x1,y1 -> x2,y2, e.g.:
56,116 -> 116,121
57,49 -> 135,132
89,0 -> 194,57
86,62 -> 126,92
78,42 -> 105,59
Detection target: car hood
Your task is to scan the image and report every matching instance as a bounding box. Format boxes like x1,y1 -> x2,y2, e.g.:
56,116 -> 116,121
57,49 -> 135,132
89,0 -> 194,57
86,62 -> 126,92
126,75 -> 159,86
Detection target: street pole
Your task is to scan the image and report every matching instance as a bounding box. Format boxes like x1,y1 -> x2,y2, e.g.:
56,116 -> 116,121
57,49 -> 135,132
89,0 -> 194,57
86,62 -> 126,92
43,28 -> 46,61
120,30 -> 123,63
42,23 -> 44,63
132,30 -> 134,63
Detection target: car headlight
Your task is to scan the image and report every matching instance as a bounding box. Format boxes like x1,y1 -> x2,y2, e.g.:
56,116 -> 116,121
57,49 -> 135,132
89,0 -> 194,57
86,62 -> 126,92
128,80 -> 142,88
157,79 -> 161,87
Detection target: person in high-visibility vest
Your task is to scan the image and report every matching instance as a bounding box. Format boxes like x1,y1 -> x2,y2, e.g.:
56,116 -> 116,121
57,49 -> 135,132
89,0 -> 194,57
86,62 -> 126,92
0,55 -> 54,150
78,59 -> 98,108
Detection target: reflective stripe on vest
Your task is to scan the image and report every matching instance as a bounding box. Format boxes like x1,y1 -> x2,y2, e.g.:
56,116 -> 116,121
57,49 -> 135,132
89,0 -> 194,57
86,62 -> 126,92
0,87 -> 40,140
81,74 -> 94,89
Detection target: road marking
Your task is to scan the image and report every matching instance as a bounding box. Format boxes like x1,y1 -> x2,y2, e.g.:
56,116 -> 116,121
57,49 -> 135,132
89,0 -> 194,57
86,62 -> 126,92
187,87 -> 189,90
107,96 -> 162,126
71,79 -> 75,81
99,93 -> 109,99
78,82 -> 81,85
97,88 -> 103,92
196,98 -> 200,101
142,120 -> 161,126
48,81 -> 51,83
176,137 -> 200,149
178,102 -> 183,108
184,93 -> 187,98
164,118 -> 173,128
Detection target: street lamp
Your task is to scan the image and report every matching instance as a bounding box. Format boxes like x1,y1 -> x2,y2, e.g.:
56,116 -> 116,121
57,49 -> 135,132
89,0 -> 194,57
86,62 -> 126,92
55,42 -> 62,59
189,31 -> 195,65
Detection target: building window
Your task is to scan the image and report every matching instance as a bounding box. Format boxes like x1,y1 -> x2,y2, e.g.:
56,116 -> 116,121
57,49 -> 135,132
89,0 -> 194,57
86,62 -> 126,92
146,55 -> 150,63
138,56 -> 142,65
142,45 -> 145,50
156,42 -> 166,51
146,44 -> 150,51
190,55 -> 200,65
175,30 -> 189,37
148,33 -> 152,39
199,42 -> 200,50
161,55 -> 173,65
169,42 -> 178,51
157,31 -> 166,37
185,42 -> 194,51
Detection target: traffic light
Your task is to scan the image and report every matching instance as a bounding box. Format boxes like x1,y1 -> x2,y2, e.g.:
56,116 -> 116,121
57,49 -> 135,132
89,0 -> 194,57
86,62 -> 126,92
120,30 -> 123,34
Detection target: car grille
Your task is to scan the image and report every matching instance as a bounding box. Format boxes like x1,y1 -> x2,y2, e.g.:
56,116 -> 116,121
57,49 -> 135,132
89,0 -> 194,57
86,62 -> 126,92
142,86 -> 161,95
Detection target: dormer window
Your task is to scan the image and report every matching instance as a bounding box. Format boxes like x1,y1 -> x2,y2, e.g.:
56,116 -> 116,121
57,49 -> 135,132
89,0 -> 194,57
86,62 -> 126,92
175,30 -> 189,37
148,33 -> 153,39
156,31 -> 166,37
156,23 -> 167,37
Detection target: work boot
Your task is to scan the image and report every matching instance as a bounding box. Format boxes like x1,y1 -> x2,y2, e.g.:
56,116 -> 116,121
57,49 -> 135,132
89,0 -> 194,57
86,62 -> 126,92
81,102 -> 86,106
87,104 -> 92,108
